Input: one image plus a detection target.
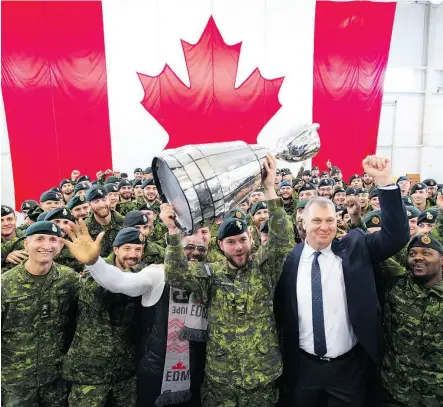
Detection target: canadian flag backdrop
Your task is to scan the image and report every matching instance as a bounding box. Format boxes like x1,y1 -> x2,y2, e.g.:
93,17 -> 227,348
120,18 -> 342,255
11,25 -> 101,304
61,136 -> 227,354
1,0 -> 396,209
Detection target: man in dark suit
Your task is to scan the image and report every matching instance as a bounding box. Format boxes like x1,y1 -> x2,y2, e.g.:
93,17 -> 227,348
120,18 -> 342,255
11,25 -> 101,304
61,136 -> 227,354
274,155 -> 409,407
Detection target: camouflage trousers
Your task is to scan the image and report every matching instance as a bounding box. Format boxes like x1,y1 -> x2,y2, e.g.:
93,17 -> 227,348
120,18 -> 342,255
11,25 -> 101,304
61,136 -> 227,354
1,377 -> 68,407
201,377 -> 278,407
68,376 -> 136,407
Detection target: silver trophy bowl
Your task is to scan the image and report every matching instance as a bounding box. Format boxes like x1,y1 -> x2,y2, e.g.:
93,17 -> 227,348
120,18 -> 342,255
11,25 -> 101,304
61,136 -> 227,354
152,124 -> 320,234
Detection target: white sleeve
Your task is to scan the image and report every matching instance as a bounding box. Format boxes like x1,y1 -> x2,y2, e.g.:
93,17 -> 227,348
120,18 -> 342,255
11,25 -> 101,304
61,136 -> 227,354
86,257 -> 165,306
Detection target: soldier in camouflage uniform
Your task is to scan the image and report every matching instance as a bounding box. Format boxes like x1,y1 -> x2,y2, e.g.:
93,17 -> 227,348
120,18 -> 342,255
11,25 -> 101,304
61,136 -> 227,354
1,221 -> 79,406
140,178 -> 162,210
132,179 -> 145,204
423,178 -> 438,206
161,153 -> 295,407
379,235 -> 443,407
1,205 -> 27,273
115,179 -> 139,216
63,228 -> 147,407
74,181 -> 90,198
45,207 -> 83,273
410,182 -> 433,212
393,206 -> 421,267
249,201 -> 270,254
67,194 -> 91,221
123,210 -> 165,264
279,181 -> 297,219
18,200 -> 39,231
85,185 -> 124,257
39,190 -> 63,212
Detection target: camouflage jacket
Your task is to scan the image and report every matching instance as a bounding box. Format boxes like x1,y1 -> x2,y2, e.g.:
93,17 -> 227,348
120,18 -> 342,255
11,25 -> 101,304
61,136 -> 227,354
164,198 -> 295,389
379,259 -> 443,407
86,210 -> 124,257
1,262 -> 80,386
54,245 -> 83,273
115,200 -> 139,217
1,230 -> 26,273
63,257 -> 145,384
150,221 -> 168,247
282,198 -> 297,218
142,240 -> 165,265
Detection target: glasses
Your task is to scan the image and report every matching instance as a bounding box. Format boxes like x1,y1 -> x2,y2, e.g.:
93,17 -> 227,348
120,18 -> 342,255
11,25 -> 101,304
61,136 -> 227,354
183,245 -> 206,253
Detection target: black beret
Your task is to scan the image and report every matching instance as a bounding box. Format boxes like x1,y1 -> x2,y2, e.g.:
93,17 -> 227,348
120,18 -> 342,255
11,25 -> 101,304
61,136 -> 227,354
363,210 -> 382,228
250,201 -> 268,216
74,182 -> 90,194
144,167 -> 152,175
67,195 -> 87,210
86,186 -> 108,202
333,188 -> 346,197
318,178 -> 334,188
40,190 -> 61,202
217,218 -> 248,241
134,168 -> 143,173
309,177 -> 320,185
113,227 -> 146,247
402,196 -> 414,206
408,234 -> 443,255
26,221 -> 62,237
423,179 -> 437,187
252,187 -> 264,193
349,174 -> 361,183
410,183 -> 427,194
312,166 -> 319,170
296,199 -> 309,210
320,171 -> 329,177
105,176 -> 120,185
355,188 -> 369,195
60,179 -> 73,189
1,205 -> 14,217
27,206 -> 44,222
299,183 -> 316,192
121,173 -> 128,178
302,170 -> 311,176
330,167 -> 341,175
138,203 -> 159,213
21,200 -> 38,212
260,219 -> 269,234
405,206 -> 420,219
142,179 -> 155,189
44,207 -> 74,222
123,210 -> 149,227
417,209 -> 438,225
76,175 -> 90,184
279,181 -> 293,189
369,189 -> 379,199
132,179 -> 143,187
396,176 -> 410,183
37,213 -> 47,221
282,169 -> 292,175
118,179 -> 132,190
345,187 -> 358,196
335,205 -> 345,212
226,208 -> 248,222
105,183 -> 119,193
276,169 -> 282,175
50,187 -> 61,193
332,176 -> 342,183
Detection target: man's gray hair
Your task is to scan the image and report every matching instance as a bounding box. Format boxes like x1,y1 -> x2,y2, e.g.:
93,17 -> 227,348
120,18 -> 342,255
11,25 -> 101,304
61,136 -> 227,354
303,197 -> 336,219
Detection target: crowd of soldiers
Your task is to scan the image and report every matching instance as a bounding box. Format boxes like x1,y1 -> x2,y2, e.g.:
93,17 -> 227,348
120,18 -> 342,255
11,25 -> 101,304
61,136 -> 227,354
1,158 -> 442,407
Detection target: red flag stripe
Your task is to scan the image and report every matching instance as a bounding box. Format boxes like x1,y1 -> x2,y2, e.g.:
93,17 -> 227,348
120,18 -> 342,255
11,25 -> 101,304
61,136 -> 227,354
312,1 -> 396,179
1,1 -> 112,209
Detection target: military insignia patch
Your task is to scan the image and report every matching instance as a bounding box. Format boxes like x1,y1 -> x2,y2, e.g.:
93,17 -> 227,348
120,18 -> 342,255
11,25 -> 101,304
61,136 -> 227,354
421,235 -> 431,245
25,203 -> 29,208
407,210 -> 412,217
98,189 -> 103,195
426,211 -> 433,220
143,215 -> 147,223
236,220 -> 242,230
62,209 -> 68,216
3,206 -> 9,213
52,224 -> 57,232
139,233 -> 145,242
262,203 -> 267,207
79,196 -> 85,202
372,217 -> 380,225
235,211 -> 242,219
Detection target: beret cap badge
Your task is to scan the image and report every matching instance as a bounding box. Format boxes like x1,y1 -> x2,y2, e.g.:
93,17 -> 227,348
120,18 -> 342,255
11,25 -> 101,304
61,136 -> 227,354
421,235 -> 431,245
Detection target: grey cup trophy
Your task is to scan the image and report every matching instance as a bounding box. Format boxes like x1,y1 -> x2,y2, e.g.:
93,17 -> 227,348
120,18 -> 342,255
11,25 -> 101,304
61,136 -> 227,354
152,123 -> 320,234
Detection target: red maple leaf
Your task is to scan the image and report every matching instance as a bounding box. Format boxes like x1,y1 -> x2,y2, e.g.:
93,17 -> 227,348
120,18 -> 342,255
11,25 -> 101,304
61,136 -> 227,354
172,361 -> 187,370
137,17 -> 284,149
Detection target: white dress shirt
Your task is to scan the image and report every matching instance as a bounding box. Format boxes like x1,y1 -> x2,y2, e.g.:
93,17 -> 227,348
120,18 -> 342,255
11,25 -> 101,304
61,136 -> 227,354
297,242 -> 357,358
86,257 -> 165,307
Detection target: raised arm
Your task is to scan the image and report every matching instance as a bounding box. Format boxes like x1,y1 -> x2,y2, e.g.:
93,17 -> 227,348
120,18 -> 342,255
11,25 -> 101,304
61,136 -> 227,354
362,156 -> 409,263
160,204 -> 211,300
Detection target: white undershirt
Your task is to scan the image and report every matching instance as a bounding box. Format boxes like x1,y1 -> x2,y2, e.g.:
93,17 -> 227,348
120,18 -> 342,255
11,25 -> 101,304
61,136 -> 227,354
297,242 -> 357,358
86,257 -> 165,307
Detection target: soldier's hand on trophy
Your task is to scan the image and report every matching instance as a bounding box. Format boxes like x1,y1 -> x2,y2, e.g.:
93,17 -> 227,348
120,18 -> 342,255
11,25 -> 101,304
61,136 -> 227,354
362,155 -> 391,187
160,203 -> 180,234
262,153 -> 279,200
62,219 -> 104,266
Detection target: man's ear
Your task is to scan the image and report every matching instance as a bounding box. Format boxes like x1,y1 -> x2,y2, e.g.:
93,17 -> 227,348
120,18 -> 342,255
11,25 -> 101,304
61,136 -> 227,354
217,239 -> 223,252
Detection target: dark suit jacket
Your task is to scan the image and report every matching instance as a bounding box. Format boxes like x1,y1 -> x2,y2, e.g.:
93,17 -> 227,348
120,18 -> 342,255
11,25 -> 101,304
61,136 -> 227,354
274,187 -> 409,383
